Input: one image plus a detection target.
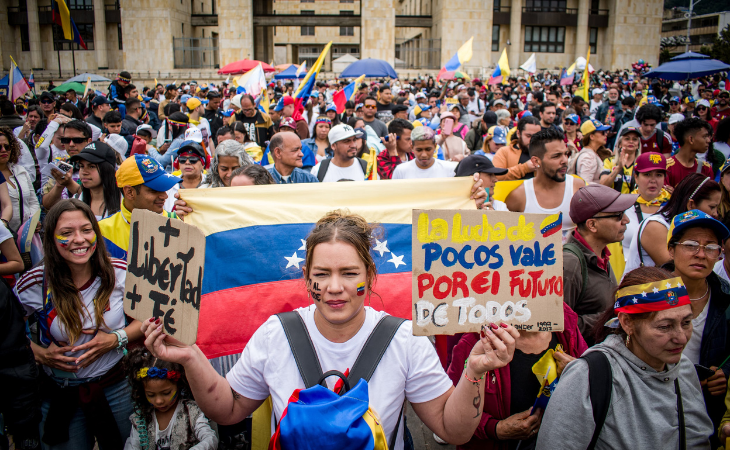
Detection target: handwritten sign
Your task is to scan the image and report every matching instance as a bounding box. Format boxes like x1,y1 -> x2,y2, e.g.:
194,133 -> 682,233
411,210 -> 564,335
124,209 -> 206,345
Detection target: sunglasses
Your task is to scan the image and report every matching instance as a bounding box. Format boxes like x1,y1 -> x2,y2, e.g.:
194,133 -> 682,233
60,137 -> 88,144
592,211 -> 625,221
564,121 -> 576,126
0,143 -> 9,150
41,99 -> 54,104
363,105 -> 377,109
670,102 -> 679,105
697,106 -> 708,110
178,156 -> 201,165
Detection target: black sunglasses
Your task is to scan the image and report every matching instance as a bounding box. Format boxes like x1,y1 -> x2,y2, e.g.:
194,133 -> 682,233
592,211 -> 625,221
41,99 -> 54,104
178,156 -> 201,165
697,106 -> 708,110
60,137 -> 88,144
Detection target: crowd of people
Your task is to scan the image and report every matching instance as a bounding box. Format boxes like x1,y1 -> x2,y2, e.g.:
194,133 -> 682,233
2,66 -> 730,450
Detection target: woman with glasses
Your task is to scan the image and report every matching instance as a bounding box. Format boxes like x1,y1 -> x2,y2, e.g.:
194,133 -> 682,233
662,210 -> 730,444
560,109 -> 582,156
695,99 -> 719,133
174,141 -> 208,190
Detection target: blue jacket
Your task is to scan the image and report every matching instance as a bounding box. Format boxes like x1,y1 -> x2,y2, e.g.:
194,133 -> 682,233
268,166 -> 319,184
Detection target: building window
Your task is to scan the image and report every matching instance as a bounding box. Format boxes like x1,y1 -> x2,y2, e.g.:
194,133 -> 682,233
301,0 -> 314,2
53,23 -> 94,50
351,47 -> 358,53
525,0 -> 567,12
301,26 -> 315,36
589,27 -> 598,54
67,0 -> 92,9
492,25 -> 500,51
301,10 -> 314,15
340,0 -> 354,3
524,26 -> 564,53
340,10 -> 353,15
340,26 -> 354,36
118,23 -> 123,50
20,24 -> 30,51
590,0 -> 599,13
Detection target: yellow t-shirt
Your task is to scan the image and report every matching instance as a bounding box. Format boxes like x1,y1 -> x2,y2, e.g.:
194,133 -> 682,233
601,158 -> 634,194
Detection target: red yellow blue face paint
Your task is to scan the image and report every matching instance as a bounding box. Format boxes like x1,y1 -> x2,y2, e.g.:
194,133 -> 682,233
168,389 -> 178,403
55,235 -> 69,247
357,282 -> 366,296
89,233 -> 97,253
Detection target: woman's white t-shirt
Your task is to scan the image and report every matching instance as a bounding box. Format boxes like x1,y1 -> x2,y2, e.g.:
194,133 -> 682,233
683,295 -> 710,365
226,306 -> 453,449
624,214 -> 669,276
14,259 -> 129,378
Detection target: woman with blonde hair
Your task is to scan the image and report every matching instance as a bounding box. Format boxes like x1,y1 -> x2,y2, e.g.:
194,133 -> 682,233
600,127 -> 641,193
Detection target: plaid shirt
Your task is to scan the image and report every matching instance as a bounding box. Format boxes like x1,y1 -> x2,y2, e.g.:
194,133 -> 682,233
376,150 -> 415,180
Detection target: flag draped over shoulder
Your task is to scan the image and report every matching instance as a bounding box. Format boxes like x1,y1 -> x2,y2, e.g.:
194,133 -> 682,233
182,178 -> 475,358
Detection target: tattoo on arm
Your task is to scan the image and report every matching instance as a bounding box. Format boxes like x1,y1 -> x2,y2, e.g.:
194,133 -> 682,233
231,388 -> 241,401
472,386 -> 482,419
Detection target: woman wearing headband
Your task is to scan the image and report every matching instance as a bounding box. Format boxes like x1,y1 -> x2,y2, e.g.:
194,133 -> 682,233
302,115 -> 332,163
625,173 -> 721,274
662,210 -> 730,443
536,266 -> 713,450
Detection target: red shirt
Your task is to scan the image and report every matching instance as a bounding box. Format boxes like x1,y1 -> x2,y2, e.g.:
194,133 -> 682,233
666,155 -> 714,188
712,106 -> 730,121
640,131 -> 673,155
376,150 -> 415,179
573,229 -> 611,272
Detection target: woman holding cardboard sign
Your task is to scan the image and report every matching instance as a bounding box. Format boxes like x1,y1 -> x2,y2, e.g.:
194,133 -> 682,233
141,210 -> 520,448
15,199 -> 143,449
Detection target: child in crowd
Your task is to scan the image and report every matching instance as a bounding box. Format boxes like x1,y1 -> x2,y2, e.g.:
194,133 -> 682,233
124,347 -> 218,450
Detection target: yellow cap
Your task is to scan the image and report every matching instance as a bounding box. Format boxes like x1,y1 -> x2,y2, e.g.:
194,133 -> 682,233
186,97 -> 202,110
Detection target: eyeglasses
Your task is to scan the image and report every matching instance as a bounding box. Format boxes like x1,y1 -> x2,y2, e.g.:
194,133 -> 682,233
677,240 -> 722,258
592,212 -> 625,221
60,137 -> 88,144
178,156 -> 201,165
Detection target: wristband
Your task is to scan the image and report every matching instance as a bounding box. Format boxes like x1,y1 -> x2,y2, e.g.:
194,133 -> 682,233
112,329 -> 128,356
463,357 -> 485,382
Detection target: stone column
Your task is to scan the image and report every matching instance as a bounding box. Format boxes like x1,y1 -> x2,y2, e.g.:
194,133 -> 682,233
324,46 -> 332,72
93,0 -> 108,69
509,0 -> 522,71
360,0 -> 395,65
432,0 -> 493,72
575,0 -> 589,60
286,44 -> 293,64
218,0 -> 254,64
26,0 -> 43,70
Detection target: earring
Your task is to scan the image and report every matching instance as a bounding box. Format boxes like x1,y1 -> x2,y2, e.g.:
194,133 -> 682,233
625,334 -> 631,347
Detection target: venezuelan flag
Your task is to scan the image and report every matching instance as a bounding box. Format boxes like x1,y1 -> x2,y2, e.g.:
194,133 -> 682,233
437,37 -> 473,81
559,67 -> 574,86
332,74 -> 365,114
8,56 -> 30,102
181,178 -> 475,358
488,49 -> 510,86
293,42 -> 331,102
51,0 -> 87,50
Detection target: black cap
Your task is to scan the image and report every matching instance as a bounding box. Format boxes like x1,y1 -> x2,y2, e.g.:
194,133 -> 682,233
119,71 -> 131,79
482,111 -> 498,127
455,155 -> 508,177
178,141 -> 206,160
165,83 -> 176,90
69,141 -> 117,166
39,91 -> 54,101
392,104 -> 408,113
92,96 -> 113,107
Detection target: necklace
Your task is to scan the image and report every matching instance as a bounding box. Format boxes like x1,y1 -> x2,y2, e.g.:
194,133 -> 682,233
689,281 -> 709,301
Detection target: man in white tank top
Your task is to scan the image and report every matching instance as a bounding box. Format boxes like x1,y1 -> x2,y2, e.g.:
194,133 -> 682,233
505,128 -> 585,242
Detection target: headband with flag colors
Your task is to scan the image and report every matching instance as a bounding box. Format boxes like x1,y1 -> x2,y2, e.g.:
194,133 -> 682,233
7,56 -> 30,102
489,49 -> 510,85
51,0 -> 87,50
612,277 -> 689,315
437,37 -> 473,81
332,74 -> 365,113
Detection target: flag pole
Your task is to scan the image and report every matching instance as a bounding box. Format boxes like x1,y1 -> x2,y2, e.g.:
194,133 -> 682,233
72,46 -> 76,76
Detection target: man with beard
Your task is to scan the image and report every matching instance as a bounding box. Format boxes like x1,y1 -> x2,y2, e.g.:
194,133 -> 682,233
595,87 -> 624,149
493,115 -> 541,180
538,101 -> 558,132
234,94 -> 274,148
311,124 -> 367,182
712,90 -> 730,121
505,128 -> 585,242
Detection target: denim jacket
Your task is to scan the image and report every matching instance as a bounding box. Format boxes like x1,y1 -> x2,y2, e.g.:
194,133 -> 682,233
268,166 -> 319,184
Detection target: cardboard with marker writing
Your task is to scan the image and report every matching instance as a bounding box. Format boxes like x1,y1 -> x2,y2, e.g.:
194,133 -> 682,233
124,209 -> 206,345
412,209 -> 564,336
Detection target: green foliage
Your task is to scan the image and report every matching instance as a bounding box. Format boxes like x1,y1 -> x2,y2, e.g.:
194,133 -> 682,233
660,48 -> 673,63
707,25 -> 730,63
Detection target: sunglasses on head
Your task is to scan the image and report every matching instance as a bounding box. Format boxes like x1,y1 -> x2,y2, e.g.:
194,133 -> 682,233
178,156 -> 201,165
60,137 -> 87,144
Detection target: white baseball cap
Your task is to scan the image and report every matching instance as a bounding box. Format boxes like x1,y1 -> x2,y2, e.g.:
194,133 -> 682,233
136,124 -> 157,138
231,94 -> 243,110
668,113 -> 685,125
328,124 -> 356,145
184,127 -> 203,143
104,134 -> 128,161
697,99 -> 712,108
592,88 -> 604,96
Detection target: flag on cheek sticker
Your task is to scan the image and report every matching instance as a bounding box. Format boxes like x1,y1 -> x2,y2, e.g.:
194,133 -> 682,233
357,282 -> 366,296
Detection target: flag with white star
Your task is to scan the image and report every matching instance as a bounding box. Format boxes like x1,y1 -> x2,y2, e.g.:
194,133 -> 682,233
614,277 -> 689,314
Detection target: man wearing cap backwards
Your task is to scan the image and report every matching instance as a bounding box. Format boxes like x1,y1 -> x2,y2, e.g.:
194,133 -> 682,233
506,128 -> 585,241
186,97 -> 213,151
310,124 -> 366,182
107,71 -> 131,107
273,96 -> 309,140
85,96 -> 113,130
99,155 -> 181,260
564,184 -> 636,338
666,117 -> 714,188
391,126 -> 456,180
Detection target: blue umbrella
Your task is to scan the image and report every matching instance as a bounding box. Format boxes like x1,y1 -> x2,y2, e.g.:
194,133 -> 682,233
340,58 -> 398,78
64,73 -> 111,83
644,51 -> 730,81
274,65 -> 306,80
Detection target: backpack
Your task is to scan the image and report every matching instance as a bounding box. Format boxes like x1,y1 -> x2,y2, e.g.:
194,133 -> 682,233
129,135 -> 148,157
563,243 -> 588,301
269,312 -> 407,450
316,158 -> 368,182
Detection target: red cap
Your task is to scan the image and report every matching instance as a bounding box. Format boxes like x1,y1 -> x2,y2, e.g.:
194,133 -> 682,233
569,184 -> 638,224
279,117 -> 297,130
634,152 -> 667,173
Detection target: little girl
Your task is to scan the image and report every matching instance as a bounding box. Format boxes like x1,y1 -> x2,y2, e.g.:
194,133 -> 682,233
124,348 -> 218,450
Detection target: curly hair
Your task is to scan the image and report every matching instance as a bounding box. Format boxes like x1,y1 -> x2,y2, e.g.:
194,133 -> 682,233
124,347 -> 191,427
0,126 -> 21,165
207,139 -> 254,188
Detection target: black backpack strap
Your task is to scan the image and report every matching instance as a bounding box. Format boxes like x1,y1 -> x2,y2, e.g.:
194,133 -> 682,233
316,159 -> 331,182
675,379 -> 686,450
389,400 -> 407,450
583,351 -> 613,450
358,157 -> 368,176
633,202 -> 643,224
348,315 -> 405,385
276,312 -> 323,388
563,243 -> 587,302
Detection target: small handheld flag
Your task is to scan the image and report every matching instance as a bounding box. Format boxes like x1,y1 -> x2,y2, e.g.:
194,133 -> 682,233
332,74 -> 365,114
489,49 -> 510,85
8,56 -> 30,102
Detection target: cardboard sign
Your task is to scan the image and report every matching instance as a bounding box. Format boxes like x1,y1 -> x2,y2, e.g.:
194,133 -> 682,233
124,209 -> 206,345
411,209 -> 564,335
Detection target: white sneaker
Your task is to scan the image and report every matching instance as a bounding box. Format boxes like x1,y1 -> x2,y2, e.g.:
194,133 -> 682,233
433,433 -> 448,445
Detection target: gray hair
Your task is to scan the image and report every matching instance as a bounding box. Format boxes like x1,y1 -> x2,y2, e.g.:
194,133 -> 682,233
411,125 -> 435,143
495,109 -> 511,122
207,139 -> 254,188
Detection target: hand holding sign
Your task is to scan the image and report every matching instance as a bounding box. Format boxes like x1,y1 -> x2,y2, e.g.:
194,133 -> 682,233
124,209 -> 206,345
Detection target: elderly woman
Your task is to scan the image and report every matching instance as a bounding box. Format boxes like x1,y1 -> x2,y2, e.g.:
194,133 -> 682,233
661,210 -> 730,444
200,139 -> 254,188
536,266 -> 714,450
495,109 -> 512,134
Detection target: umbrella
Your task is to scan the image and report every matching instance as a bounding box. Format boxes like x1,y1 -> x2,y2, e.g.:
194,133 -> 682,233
437,70 -> 471,81
50,82 -> 87,94
274,65 -> 306,80
340,58 -> 398,78
275,63 -> 298,72
218,59 -> 275,75
644,51 -> 730,81
64,73 -> 111,83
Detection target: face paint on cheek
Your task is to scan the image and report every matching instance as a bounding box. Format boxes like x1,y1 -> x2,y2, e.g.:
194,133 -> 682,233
169,390 -> 178,403
307,279 -> 322,302
89,233 -> 97,253
55,235 -> 69,247
357,282 -> 366,296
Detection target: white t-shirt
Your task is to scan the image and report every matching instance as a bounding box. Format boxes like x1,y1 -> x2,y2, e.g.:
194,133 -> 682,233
714,260 -> 730,284
311,159 -> 366,182
226,306 -> 453,449
0,223 -> 12,247
391,159 -> 457,180
15,259 -> 128,378
683,296 -> 709,365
